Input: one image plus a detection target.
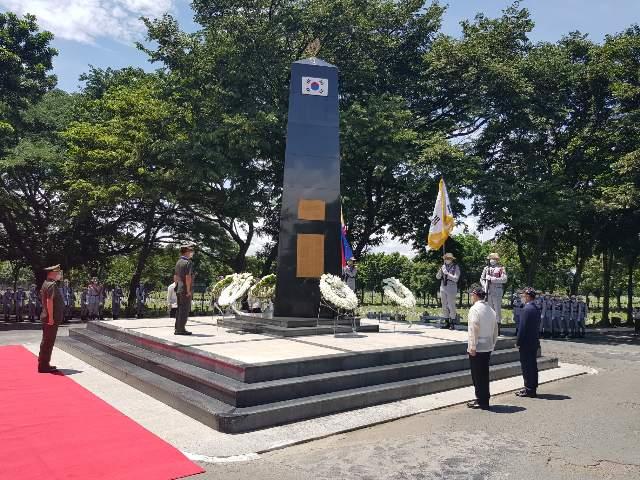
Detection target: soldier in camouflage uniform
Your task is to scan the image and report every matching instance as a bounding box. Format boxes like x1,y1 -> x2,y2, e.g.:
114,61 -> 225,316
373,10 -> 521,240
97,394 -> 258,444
112,285 -> 123,319
87,278 -> 102,321
551,296 -> 562,338
135,282 -> 147,318
61,279 -> 75,323
576,296 -> 588,338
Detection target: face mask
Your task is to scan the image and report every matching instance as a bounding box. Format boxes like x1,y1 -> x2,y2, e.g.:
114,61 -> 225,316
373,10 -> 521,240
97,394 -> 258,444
489,260 -> 497,266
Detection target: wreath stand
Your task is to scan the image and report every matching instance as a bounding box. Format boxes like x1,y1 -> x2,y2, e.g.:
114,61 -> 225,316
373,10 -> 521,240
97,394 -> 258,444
317,299 -> 357,335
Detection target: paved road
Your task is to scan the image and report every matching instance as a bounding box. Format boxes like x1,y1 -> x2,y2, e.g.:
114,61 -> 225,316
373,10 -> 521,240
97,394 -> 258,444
3,325 -> 639,479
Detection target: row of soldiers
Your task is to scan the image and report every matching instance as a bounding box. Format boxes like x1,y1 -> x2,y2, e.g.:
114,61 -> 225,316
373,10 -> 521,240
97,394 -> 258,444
513,293 -> 588,338
1,279 -> 148,322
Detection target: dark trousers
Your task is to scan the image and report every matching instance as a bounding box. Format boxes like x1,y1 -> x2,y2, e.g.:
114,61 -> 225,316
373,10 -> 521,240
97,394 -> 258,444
175,293 -> 191,332
519,347 -> 539,394
38,322 -> 59,368
469,351 -> 491,406
169,307 -> 177,319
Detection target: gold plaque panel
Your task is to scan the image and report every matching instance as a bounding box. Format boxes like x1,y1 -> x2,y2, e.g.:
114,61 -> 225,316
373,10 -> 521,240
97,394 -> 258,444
297,234 -> 324,278
298,199 -> 326,221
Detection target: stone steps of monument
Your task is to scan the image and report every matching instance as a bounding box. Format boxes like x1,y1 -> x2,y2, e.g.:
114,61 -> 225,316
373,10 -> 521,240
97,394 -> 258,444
217,316 -> 379,337
86,320 -> 518,383
66,327 -> 523,408
57,333 -> 558,433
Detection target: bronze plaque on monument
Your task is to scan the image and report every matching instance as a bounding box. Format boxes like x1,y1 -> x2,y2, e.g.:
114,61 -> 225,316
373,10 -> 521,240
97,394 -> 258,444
296,234 -> 325,278
298,199 -> 326,221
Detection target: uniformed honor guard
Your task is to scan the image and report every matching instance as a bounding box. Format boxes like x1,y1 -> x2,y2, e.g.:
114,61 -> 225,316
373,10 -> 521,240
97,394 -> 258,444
87,278 -> 102,321
28,284 -> 40,322
3,288 -> 14,321
342,257 -> 357,292
551,296 -> 562,338
61,279 -> 75,324
135,282 -> 147,318
515,287 -> 541,398
38,265 -> 65,373
174,244 -> 195,335
512,292 -> 523,335
112,285 -> 123,319
480,253 -> 508,326
80,287 -> 88,322
561,297 -> 571,338
15,286 -> 26,322
541,293 -> 553,338
436,253 -> 461,330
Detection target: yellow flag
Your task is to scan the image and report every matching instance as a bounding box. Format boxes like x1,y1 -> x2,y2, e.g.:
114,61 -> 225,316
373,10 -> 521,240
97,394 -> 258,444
427,178 -> 454,250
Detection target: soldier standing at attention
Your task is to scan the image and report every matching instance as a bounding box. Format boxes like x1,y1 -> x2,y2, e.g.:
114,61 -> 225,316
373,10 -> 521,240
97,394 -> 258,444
541,293 -> 553,338
61,279 -> 75,324
174,244 -> 195,336
515,287 -> 541,398
80,287 -> 88,322
87,278 -> 102,320
513,292 -> 523,335
436,253 -> 461,330
3,287 -> 14,321
38,265 -> 65,373
342,258 -> 358,292
135,282 -> 147,318
28,284 -> 40,322
561,297 -> 571,338
112,285 -> 123,319
480,253 -> 508,327
551,296 -> 562,338
15,286 -> 26,322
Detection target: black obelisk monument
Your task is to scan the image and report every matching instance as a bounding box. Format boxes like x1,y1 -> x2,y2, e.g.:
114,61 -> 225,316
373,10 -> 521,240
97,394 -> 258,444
274,58 -> 341,318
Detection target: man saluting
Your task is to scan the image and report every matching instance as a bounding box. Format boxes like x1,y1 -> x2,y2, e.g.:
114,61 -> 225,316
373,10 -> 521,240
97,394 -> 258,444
38,265 -> 65,373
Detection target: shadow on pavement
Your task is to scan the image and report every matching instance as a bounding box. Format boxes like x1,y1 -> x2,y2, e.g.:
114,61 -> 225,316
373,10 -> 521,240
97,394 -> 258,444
535,393 -> 571,401
57,369 -> 83,376
489,405 -> 526,414
556,331 -> 640,347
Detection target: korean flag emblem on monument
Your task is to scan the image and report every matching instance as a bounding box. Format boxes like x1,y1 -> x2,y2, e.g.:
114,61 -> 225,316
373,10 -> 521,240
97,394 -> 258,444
302,77 -> 328,96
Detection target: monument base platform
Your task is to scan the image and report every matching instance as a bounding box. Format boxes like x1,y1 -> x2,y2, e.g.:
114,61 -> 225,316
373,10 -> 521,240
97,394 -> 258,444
221,312 -> 379,336
58,317 -> 558,433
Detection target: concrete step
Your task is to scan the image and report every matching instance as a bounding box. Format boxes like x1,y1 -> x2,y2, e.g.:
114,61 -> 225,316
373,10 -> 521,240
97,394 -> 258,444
58,335 -> 557,433
230,314 -> 364,328
225,357 -> 559,433
86,321 -> 517,383
67,328 -> 524,408
57,337 -> 234,431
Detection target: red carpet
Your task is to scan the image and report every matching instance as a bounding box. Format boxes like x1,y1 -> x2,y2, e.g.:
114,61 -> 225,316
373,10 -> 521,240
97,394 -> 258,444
0,345 -> 205,480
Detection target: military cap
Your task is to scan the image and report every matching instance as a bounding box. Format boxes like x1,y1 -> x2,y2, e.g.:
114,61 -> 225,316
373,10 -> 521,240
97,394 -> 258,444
522,286 -> 537,298
44,264 -> 61,272
442,252 -> 456,260
469,285 -> 486,299
179,243 -> 196,252
487,253 -> 500,260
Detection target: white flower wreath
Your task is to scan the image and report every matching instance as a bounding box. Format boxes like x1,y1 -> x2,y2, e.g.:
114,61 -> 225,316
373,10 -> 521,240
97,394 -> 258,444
210,275 -> 234,298
218,273 -> 254,307
382,277 -> 416,309
249,274 -> 276,300
320,273 -> 359,311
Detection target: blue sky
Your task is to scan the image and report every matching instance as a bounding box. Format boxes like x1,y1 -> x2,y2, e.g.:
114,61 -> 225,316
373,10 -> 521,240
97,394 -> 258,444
1,0 -> 638,92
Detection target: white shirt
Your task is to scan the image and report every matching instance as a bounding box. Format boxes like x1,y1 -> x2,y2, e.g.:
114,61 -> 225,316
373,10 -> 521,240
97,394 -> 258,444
167,283 -> 178,309
467,300 -> 499,353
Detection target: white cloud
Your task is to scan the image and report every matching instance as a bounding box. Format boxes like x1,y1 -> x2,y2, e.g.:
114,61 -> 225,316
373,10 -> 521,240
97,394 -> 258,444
0,0 -> 175,44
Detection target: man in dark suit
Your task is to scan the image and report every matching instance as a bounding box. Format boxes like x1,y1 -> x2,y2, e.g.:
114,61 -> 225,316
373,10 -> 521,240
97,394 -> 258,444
516,286 -> 541,398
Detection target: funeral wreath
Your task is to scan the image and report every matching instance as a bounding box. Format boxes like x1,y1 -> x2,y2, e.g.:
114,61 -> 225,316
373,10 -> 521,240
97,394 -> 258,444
320,273 -> 359,311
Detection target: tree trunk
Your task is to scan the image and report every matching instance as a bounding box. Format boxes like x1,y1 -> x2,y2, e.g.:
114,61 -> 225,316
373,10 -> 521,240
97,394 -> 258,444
626,256 -> 637,326
260,242 -> 279,277
601,248 -> 613,326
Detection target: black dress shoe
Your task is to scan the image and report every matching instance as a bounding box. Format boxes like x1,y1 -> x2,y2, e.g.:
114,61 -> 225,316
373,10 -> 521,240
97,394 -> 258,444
38,365 -> 58,373
174,330 -> 193,336
515,389 -> 536,398
467,400 -> 489,410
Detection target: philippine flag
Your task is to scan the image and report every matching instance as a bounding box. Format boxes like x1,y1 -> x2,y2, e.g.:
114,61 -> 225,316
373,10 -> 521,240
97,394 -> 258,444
341,210 -> 354,268
302,77 -> 328,96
